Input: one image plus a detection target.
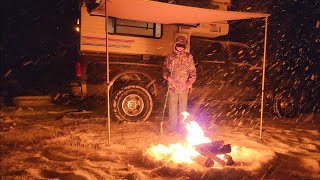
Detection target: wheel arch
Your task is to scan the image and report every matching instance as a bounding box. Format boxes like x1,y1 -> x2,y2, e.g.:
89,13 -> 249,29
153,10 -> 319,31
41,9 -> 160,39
110,71 -> 158,97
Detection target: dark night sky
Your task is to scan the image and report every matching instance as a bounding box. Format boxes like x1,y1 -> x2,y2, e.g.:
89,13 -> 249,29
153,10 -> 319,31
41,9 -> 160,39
1,0 -> 80,95
1,0 -> 319,96
3,0 -> 78,53
230,0 -> 320,78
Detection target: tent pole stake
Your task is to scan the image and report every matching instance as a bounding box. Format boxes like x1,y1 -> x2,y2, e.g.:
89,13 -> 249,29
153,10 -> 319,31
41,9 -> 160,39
105,0 -> 111,145
260,17 -> 268,139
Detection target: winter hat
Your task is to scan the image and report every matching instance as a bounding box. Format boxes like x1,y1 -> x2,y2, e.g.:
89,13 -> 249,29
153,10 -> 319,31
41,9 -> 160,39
175,35 -> 188,45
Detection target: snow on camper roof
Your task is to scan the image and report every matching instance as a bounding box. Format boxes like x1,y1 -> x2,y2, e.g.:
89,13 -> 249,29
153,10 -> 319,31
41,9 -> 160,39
90,0 -> 270,24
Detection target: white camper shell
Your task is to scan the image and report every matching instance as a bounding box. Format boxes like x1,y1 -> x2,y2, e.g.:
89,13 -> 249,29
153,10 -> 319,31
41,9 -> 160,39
80,0 -> 234,56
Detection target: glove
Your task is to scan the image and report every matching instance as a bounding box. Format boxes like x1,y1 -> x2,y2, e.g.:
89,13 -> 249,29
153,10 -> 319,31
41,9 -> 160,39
167,77 -> 180,91
186,81 -> 193,89
186,81 -> 193,93
167,77 -> 174,83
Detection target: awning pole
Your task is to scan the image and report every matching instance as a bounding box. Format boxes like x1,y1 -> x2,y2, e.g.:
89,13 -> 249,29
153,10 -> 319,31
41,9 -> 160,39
260,17 -> 268,139
105,0 -> 111,145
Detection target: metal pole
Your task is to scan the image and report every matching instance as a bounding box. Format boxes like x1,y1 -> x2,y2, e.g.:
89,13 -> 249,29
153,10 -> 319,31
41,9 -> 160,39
105,0 -> 111,145
260,17 -> 268,139
160,83 -> 170,135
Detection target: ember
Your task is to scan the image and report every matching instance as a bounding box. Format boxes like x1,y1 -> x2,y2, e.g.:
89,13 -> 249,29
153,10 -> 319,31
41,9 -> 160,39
147,112 -> 234,167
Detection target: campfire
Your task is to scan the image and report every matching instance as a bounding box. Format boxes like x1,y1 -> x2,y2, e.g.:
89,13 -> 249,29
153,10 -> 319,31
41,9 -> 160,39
147,112 -> 234,167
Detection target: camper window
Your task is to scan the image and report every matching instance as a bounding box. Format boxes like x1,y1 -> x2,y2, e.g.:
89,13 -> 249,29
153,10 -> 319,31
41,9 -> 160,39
108,17 -> 162,38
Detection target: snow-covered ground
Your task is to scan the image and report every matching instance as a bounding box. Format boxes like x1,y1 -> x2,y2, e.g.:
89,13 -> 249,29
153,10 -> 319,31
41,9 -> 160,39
0,106 -> 319,179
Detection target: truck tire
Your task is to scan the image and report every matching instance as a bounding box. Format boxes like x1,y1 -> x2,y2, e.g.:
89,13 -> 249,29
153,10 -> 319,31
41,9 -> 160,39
273,92 -> 298,117
112,85 -> 153,122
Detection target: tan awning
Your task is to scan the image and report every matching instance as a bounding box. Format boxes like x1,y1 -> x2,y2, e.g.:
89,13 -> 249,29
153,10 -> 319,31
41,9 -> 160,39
90,0 -> 269,24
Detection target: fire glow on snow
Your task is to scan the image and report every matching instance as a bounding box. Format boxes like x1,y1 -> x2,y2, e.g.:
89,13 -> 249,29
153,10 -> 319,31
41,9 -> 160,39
146,112 -> 223,164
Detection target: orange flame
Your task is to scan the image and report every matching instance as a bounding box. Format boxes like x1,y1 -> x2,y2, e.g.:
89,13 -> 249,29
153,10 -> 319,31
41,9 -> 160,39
147,112 -> 212,164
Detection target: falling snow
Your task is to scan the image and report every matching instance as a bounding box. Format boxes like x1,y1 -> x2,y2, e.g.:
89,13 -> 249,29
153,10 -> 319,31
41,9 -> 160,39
1,0 -> 319,179
0,107 -> 319,179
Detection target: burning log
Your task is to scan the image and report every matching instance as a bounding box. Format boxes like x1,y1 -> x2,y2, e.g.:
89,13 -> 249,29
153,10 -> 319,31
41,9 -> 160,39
224,154 -> 235,166
196,141 -> 231,155
204,157 -> 215,167
195,141 -> 234,167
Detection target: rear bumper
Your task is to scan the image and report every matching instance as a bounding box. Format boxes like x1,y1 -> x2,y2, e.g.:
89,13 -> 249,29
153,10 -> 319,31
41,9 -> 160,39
70,81 -> 83,96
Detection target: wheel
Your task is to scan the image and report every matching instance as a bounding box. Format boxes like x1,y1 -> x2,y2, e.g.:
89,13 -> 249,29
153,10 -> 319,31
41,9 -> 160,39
273,92 -> 298,117
112,85 -> 153,122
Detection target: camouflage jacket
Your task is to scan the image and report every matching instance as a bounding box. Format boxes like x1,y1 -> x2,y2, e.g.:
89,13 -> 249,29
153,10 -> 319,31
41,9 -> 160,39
163,51 -> 197,93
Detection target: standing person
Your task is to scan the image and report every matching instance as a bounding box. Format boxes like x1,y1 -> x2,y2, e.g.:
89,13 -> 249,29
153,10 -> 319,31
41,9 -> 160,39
163,35 -> 196,134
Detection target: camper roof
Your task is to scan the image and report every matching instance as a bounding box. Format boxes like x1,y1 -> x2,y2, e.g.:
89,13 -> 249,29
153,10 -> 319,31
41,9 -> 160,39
90,0 -> 269,24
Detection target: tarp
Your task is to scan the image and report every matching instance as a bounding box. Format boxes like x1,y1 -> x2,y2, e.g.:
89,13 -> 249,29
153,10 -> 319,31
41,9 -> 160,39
91,0 -> 269,24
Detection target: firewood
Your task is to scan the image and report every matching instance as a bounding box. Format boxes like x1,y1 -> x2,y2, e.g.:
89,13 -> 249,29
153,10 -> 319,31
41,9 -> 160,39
209,155 -> 226,166
196,143 -> 231,155
194,147 -> 225,166
204,157 -> 215,167
194,141 -> 234,167
192,155 -> 215,167
224,154 -> 235,166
